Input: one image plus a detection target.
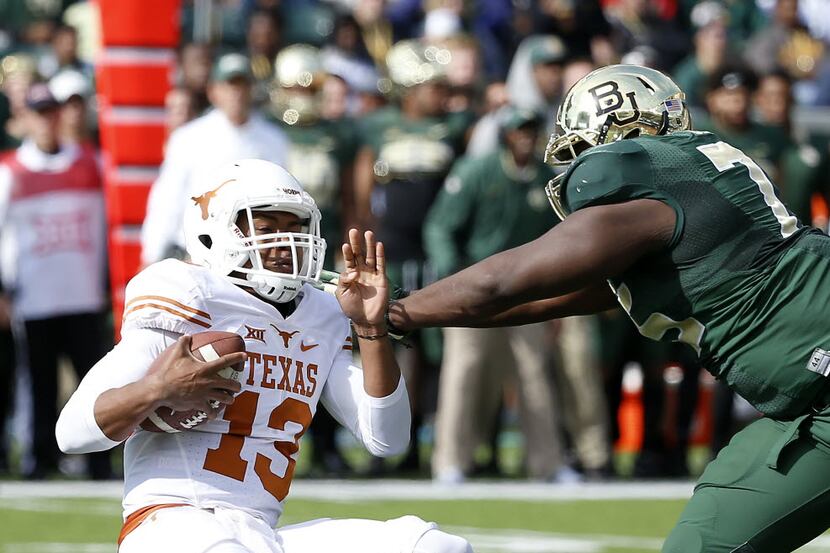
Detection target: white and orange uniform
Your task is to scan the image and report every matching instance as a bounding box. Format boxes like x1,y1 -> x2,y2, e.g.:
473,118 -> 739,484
56,259 -> 440,553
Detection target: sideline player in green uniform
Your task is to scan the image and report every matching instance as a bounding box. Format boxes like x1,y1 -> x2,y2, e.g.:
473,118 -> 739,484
269,44 -> 357,270
371,64 -> 830,552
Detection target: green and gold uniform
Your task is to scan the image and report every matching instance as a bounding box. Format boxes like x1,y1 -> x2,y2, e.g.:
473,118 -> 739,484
281,119 -> 356,269
561,130 -> 830,552
359,106 -> 473,364
358,106 -> 473,263
424,150 -> 555,278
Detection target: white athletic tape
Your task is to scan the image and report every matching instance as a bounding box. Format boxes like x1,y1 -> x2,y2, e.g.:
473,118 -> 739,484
197,344 -> 220,362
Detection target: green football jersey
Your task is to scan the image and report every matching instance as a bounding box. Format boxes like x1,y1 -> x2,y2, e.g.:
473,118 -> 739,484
561,130 -> 830,417
358,106 -> 474,261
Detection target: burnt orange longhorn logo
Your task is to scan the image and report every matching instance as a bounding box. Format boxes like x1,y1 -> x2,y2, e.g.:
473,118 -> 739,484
191,179 -> 236,220
270,324 -> 300,348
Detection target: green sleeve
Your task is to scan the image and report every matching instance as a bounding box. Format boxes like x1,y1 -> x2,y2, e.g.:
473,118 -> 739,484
424,157 -> 480,277
563,140 -> 685,246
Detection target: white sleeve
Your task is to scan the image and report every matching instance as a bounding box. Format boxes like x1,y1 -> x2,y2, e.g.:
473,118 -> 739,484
320,349 -> 411,457
140,130 -> 190,264
55,327 -> 181,454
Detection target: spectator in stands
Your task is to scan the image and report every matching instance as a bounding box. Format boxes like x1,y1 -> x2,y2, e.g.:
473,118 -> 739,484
321,14 -> 384,117
163,86 -> 198,141
354,39 -> 474,474
0,84 -> 110,479
506,35 -> 569,139
464,82 -> 508,157
1,54 -> 38,145
672,1 -> 731,107
604,0 -> 688,70
48,69 -> 95,146
177,42 -> 213,114
698,66 -> 792,178
536,0 -> 615,66
753,70 -> 829,227
353,0 -> 395,70
744,0 -> 824,82
424,107 -> 574,483
320,73 -> 350,121
141,53 -> 289,265
37,24 -> 91,81
440,34 -> 481,113
246,9 -> 282,106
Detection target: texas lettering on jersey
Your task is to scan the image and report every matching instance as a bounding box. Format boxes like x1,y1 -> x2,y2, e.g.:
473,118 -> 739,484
120,259 -> 353,524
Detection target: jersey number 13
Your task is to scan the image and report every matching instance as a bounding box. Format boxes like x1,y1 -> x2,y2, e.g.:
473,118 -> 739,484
203,392 -> 313,502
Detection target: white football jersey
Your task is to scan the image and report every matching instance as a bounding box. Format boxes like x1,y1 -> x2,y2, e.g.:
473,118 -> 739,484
121,259 -> 355,526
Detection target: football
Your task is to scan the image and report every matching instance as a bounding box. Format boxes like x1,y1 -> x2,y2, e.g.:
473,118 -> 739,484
139,331 -> 246,433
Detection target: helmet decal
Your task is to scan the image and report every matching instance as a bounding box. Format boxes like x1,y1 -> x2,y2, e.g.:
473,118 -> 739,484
191,178 -> 236,220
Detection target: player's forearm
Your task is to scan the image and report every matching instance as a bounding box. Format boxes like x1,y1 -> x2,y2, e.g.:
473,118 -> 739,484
353,327 -> 411,457
92,376 -> 164,442
388,252 -> 522,331
469,284 -> 617,327
56,328 -> 178,453
354,324 -> 401,397
55,377 -> 162,454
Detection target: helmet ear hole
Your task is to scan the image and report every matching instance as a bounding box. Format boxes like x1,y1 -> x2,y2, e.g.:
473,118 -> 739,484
199,235 -> 213,249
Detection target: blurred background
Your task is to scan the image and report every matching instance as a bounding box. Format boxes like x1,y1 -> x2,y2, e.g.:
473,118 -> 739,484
0,0 -> 829,493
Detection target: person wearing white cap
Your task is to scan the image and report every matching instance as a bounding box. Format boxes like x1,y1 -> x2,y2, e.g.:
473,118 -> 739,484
48,68 -> 95,146
141,53 -> 290,265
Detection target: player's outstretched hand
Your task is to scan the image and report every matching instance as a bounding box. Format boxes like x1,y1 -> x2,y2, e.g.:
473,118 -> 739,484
336,229 -> 389,333
149,335 -> 245,414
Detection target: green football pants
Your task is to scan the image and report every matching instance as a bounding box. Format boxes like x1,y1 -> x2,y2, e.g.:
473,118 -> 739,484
663,409 -> 830,553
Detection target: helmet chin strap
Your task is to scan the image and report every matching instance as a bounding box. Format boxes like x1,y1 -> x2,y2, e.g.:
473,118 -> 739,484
246,272 -> 301,303
244,248 -> 302,303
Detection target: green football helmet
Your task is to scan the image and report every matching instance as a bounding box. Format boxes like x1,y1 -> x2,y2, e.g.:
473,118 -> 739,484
543,64 -> 691,220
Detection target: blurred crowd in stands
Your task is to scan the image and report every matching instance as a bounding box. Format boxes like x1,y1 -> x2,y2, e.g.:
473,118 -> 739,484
1,0 -> 830,484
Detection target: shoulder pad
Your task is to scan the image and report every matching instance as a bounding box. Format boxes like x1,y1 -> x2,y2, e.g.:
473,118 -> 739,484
122,260 -> 213,335
563,140 -> 654,213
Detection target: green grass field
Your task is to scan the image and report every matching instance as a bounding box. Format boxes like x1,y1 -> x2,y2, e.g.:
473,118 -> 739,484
1,481 -> 828,553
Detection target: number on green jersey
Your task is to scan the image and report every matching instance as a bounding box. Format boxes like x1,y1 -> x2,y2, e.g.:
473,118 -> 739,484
697,141 -> 798,238
612,283 -> 705,354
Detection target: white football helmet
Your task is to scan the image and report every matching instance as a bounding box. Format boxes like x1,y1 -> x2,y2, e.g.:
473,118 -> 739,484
184,159 -> 326,303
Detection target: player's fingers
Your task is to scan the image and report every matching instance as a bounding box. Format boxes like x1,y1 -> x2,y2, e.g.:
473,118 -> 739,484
207,389 -> 235,404
342,242 -> 356,270
348,228 -> 364,265
215,378 -> 242,394
173,334 -> 194,356
376,240 -> 385,276
201,352 -> 247,373
364,230 -> 376,270
338,269 -> 359,286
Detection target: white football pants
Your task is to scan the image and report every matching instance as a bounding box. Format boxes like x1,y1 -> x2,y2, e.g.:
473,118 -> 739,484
119,505 -> 471,553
